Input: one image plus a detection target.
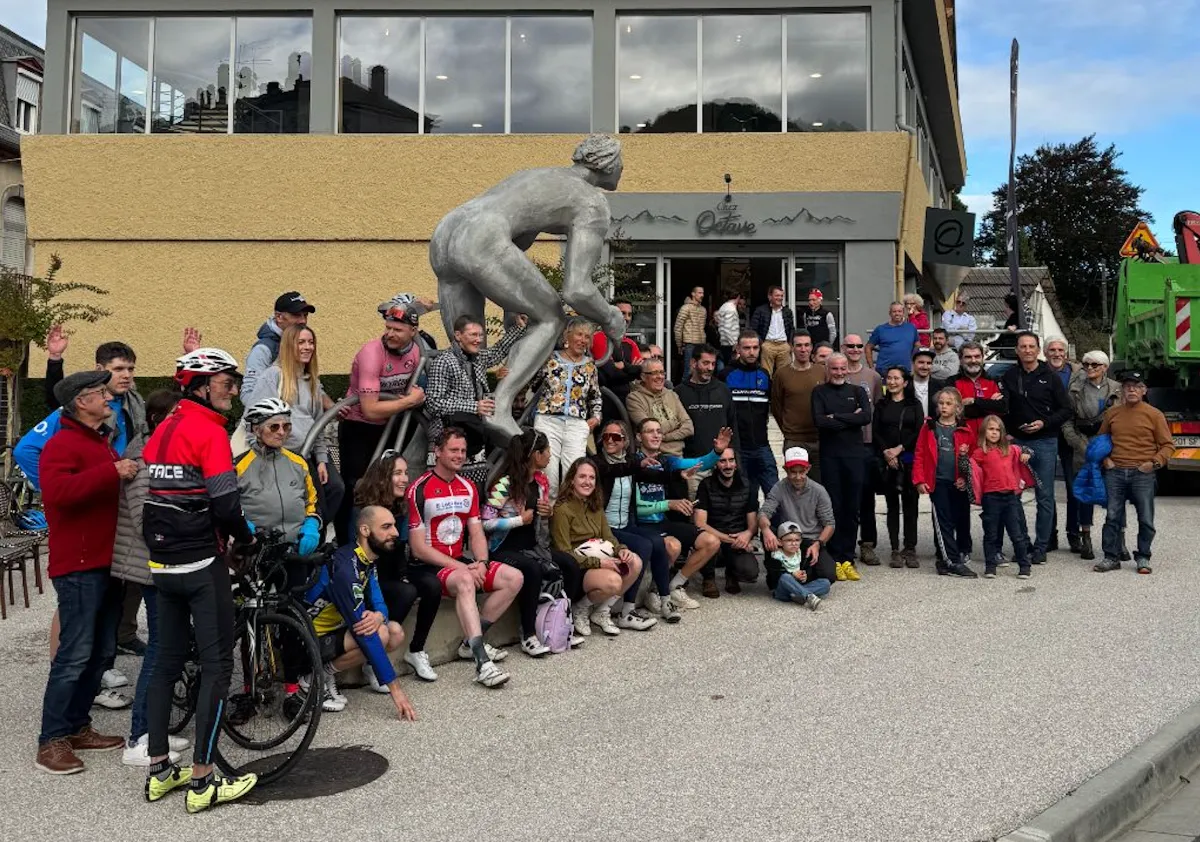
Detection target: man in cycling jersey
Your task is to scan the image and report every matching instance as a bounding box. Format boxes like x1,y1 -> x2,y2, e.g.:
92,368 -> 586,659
300,505 -> 417,721
142,348 -> 259,814
407,427 -> 523,688
336,296 -> 428,543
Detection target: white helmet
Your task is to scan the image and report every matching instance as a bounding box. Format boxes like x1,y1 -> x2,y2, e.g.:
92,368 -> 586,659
574,539 -> 616,561
244,397 -> 292,428
175,347 -> 240,388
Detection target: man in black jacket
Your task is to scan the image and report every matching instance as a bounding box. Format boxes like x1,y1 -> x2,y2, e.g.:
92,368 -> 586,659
1000,332 -> 1072,563
748,286 -> 795,376
694,447 -> 760,594
812,353 -> 871,579
718,331 -> 777,497
677,345 -> 738,494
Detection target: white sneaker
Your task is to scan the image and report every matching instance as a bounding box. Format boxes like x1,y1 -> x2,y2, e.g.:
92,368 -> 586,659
643,591 -> 664,616
572,603 -> 592,637
457,640 -> 509,663
101,668 -> 128,689
671,586 -> 700,610
299,674 -> 346,712
403,650 -> 439,682
568,634 -> 585,648
616,607 -> 658,631
361,663 -> 391,694
93,688 -> 131,710
122,734 -> 184,767
474,660 -> 510,688
520,635 -> 550,657
805,594 -> 823,611
324,669 -> 348,704
660,596 -> 682,624
589,605 -> 620,636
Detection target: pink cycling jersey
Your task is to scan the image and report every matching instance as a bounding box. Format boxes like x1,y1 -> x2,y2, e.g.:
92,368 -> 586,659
341,338 -> 421,424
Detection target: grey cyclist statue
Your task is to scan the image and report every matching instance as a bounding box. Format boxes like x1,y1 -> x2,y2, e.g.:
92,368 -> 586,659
429,134 -> 628,440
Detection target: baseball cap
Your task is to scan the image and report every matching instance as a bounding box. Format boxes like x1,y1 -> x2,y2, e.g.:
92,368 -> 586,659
808,289 -> 824,300
783,447 -> 810,468
912,347 -> 935,360
274,291 -> 316,315
778,521 -> 803,538
1119,370 -> 1145,384
54,369 -> 112,409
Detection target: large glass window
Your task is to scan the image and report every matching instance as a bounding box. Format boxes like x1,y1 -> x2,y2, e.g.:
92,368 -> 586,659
339,15 -> 590,134
152,18 -> 231,134
72,17 -> 150,134
510,16 -> 592,133
234,18 -> 313,134
618,16 -> 696,133
619,12 -> 868,133
702,15 -> 782,133
786,13 -> 869,132
339,17 -> 422,133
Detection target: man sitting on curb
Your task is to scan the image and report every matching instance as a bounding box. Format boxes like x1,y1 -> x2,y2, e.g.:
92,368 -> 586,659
758,447 -> 836,594
694,447 -> 760,594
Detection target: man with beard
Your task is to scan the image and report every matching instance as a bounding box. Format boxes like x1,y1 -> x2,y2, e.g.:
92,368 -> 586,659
950,341 -> 1008,440
300,505 -> 418,721
930,329 -> 960,381
910,347 -> 948,417
770,330 -> 825,482
676,344 -> 737,496
694,447 -> 760,594
719,330 -> 777,497
593,299 -> 643,416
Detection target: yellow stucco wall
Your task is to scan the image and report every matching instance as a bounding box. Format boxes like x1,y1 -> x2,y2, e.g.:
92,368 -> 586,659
22,132 -> 926,374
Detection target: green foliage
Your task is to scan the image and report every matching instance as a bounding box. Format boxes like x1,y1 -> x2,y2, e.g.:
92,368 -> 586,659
973,135 -> 1149,326
0,256 -> 111,372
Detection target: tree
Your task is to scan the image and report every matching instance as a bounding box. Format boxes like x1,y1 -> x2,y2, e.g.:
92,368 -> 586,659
973,135 -> 1149,322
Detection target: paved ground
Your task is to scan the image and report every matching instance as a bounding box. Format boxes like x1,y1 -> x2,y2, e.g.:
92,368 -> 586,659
1113,756 -> 1200,841
3,490 -> 1199,842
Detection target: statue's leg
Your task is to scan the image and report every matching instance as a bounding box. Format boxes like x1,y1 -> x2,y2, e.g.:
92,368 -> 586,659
561,225 -> 626,341
435,270 -> 486,342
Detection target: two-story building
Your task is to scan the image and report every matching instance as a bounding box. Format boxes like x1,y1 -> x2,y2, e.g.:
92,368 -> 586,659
0,25 -> 43,274
24,0 -> 964,376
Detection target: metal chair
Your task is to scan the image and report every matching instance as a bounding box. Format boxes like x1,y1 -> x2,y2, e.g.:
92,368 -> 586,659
0,482 -> 43,619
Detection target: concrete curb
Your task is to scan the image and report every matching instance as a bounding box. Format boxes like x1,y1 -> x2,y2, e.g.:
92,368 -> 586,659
999,697 -> 1200,842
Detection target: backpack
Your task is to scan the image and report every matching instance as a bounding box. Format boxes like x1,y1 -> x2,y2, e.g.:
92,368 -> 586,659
535,593 -> 572,654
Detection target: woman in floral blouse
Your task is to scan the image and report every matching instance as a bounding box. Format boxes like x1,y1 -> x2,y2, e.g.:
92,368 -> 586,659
533,318 -> 603,495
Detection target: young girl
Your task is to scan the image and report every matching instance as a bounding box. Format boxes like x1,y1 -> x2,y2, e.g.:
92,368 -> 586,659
970,415 -> 1034,579
771,522 -> 831,611
912,388 -> 977,578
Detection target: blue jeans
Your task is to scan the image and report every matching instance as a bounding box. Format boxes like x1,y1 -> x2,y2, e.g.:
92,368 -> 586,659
1015,436 -> 1058,554
610,530 -> 651,604
129,585 -> 158,742
614,526 -> 666,597
981,492 -> 1030,567
39,570 -> 122,744
681,343 -> 699,383
741,445 -> 779,499
773,574 -> 832,602
1102,468 -> 1157,562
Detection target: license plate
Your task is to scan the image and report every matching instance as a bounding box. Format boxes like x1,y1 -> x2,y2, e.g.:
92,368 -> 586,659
1174,436 -> 1200,448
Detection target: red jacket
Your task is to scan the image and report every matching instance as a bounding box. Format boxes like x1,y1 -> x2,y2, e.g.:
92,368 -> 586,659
912,419 -> 974,491
39,416 -> 121,578
951,373 -> 1007,441
969,445 -> 1037,504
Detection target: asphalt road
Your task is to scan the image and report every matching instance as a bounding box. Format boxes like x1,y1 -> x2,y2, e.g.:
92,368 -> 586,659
3,491 -> 1198,842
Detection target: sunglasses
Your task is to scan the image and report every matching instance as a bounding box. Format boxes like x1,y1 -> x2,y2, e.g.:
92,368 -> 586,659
602,433 -> 626,442
844,343 -> 864,349
264,422 -> 293,433
1082,361 -> 1105,369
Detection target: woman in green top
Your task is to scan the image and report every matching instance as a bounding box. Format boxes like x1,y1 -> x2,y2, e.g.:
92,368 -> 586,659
550,458 -> 646,638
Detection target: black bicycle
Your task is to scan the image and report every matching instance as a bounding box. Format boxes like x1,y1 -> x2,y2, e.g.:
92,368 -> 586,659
170,532 -> 332,785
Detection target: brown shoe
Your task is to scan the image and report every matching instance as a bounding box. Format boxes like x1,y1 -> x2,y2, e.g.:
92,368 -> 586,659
724,575 -> 741,595
701,579 -> 720,599
67,725 -> 125,752
36,739 -> 85,775
889,550 -> 903,568
859,542 -> 881,566
902,549 -> 920,569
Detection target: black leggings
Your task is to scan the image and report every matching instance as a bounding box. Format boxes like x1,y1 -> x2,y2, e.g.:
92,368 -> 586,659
148,561 -> 234,766
378,568 -> 441,653
882,464 -> 919,551
493,549 -> 583,635
336,419 -> 387,545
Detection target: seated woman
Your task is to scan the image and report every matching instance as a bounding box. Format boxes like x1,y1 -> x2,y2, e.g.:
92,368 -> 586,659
550,458 -> 647,637
353,451 -> 442,685
483,428 -> 585,655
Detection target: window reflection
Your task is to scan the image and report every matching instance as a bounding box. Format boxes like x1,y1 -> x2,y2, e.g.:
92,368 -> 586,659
425,17 -> 505,134
510,17 -> 592,133
702,15 -> 782,133
618,16 -> 697,133
152,18 -> 232,133
73,17 -> 150,134
339,16 -> 423,133
795,255 -> 841,327
786,13 -> 868,132
234,17 -> 312,133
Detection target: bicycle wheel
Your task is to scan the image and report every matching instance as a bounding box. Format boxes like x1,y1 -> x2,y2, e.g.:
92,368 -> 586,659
168,658 -> 199,735
213,610 -> 322,786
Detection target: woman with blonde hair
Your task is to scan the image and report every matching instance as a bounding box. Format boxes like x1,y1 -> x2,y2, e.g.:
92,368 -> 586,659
531,318 -> 603,494
243,323 -> 344,522
903,292 -> 931,346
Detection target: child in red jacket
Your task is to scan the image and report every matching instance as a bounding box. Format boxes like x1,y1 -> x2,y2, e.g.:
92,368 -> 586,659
913,388 -> 977,578
970,415 -> 1034,580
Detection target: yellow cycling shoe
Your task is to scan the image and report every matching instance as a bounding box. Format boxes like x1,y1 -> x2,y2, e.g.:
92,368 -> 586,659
842,562 -> 861,581
185,772 -> 258,814
146,764 -> 192,802
834,561 -> 848,581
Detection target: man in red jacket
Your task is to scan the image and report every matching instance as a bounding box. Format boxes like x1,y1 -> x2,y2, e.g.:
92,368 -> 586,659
36,370 -> 139,775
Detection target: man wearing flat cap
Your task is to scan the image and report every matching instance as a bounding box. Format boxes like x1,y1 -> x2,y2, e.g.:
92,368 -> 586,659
36,370 -> 140,775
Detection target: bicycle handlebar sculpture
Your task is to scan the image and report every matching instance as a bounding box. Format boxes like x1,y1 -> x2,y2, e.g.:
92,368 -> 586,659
429,134 -> 628,440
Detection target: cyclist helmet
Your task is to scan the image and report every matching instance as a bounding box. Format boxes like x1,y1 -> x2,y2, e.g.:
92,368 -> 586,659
175,347 -> 240,389
378,293 -> 420,326
15,509 -> 48,531
244,397 -> 292,428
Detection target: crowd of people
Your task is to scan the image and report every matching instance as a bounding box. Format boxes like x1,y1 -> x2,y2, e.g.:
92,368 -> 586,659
17,283 -> 1175,813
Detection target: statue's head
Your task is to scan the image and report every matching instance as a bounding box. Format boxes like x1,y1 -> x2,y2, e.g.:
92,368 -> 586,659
572,134 -> 623,190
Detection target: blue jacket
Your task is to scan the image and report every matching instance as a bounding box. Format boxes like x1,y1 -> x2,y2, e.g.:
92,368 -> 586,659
302,544 -> 397,686
1072,434 -> 1113,507
634,449 -> 720,525
14,396 -> 134,491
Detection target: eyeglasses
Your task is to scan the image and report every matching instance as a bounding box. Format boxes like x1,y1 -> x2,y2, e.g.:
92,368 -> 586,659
645,372 -> 665,378
844,343 -> 864,349
1082,362 -> 1105,369
602,433 -> 626,442
264,422 -> 293,433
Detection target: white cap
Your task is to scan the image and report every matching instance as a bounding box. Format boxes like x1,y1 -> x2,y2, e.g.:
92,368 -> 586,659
778,521 -> 803,537
784,447 -> 810,468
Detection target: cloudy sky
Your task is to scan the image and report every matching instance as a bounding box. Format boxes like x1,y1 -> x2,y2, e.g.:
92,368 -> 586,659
5,0 -> 1198,242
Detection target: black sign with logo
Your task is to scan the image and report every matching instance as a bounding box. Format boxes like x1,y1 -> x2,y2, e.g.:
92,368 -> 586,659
696,201 -> 757,237
922,207 -> 975,267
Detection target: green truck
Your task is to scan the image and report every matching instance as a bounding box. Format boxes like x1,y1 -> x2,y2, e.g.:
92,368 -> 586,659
1112,211 -> 1200,475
